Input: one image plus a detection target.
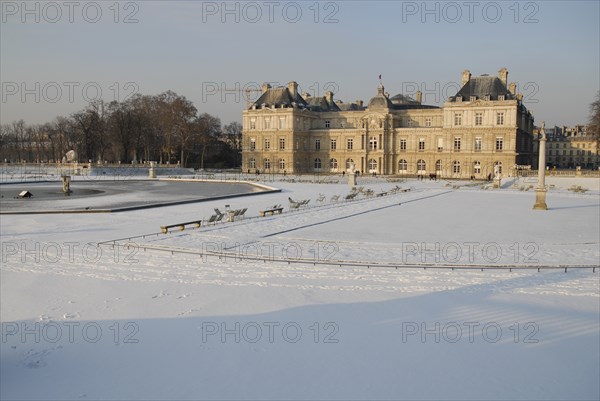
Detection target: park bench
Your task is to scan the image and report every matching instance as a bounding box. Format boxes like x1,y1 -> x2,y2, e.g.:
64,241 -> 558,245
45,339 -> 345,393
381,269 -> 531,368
160,220 -> 202,234
259,204 -> 284,216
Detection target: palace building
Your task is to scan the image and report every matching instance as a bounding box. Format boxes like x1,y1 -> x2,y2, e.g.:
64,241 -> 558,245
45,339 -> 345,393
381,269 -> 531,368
241,68 -> 535,178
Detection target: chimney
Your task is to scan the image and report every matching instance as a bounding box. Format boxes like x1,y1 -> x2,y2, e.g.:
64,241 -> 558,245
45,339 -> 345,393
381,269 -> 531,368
287,81 -> 298,97
261,83 -> 271,93
415,91 -> 422,104
498,68 -> 508,85
302,91 -> 310,99
461,69 -> 471,85
325,91 -> 334,104
356,100 -> 364,107
509,82 -> 517,95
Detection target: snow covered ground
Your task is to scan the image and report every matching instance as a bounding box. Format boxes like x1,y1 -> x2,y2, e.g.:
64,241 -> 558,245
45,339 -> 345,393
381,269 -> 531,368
1,176 -> 599,400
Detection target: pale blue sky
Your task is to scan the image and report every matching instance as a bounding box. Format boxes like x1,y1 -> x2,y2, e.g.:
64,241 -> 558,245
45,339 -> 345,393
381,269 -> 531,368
1,0 -> 599,127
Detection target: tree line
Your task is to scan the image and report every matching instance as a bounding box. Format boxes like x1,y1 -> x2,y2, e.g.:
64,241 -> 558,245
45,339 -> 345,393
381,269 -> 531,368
0,91 -> 242,169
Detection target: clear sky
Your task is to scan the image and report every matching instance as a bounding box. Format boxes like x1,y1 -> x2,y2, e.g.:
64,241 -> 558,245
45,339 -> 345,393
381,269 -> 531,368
1,0 -> 599,127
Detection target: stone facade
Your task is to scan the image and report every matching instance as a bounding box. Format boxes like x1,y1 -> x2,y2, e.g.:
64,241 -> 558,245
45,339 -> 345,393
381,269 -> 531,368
534,125 -> 599,169
242,68 -> 535,178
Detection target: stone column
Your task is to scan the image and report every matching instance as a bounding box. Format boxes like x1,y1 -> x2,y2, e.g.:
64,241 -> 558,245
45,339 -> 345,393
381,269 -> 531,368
533,122 -> 548,210
149,161 -> 157,178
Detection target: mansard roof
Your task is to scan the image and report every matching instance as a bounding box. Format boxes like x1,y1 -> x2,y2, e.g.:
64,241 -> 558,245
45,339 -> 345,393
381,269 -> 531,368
450,75 -> 514,102
250,87 -> 308,109
305,96 -> 341,112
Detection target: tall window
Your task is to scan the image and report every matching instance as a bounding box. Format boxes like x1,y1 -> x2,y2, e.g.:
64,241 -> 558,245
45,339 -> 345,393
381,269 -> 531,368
347,138 -> 353,150
331,139 -> 337,150
417,159 -> 426,173
368,159 -> 377,172
454,137 -> 461,151
418,139 -> 425,151
264,158 -> 271,169
315,139 -> 321,150
278,117 -> 286,129
454,113 -> 462,126
437,137 -> 443,151
494,161 -> 503,174
314,158 -> 322,169
435,160 -> 442,172
249,158 -> 256,169
346,159 -> 354,170
279,138 -> 285,150
250,138 -> 256,150
475,112 -> 483,126
425,117 -> 432,127
325,120 -> 330,128
279,158 -> 285,170
453,161 -> 461,174
250,118 -> 256,130
474,137 -> 482,151
264,138 -> 270,150
400,139 -> 407,151
329,158 -> 338,170
496,112 -> 504,125
369,136 -> 377,150
473,161 -> 481,174
264,117 -> 271,129
495,137 -> 504,151
398,159 -> 408,172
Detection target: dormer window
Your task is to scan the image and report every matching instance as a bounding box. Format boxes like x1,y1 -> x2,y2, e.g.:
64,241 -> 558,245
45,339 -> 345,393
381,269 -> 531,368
325,120 -> 330,128
456,96 -> 463,102
470,96 -> 476,102
498,95 -> 505,101
484,95 -> 490,101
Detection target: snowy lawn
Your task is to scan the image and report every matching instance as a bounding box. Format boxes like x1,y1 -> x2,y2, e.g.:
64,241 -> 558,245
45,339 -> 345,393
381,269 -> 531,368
1,177 -> 599,400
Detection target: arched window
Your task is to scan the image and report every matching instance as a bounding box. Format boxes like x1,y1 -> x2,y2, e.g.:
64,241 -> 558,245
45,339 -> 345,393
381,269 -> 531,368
435,160 -> 442,172
329,158 -> 338,170
249,158 -> 256,169
264,158 -> 271,170
398,159 -> 408,172
279,158 -> 285,170
346,158 -> 354,171
368,159 -> 377,172
314,158 -> 322,169
473,161 -> 481,174
453,160 -> 461,174
417,159 -> 426,173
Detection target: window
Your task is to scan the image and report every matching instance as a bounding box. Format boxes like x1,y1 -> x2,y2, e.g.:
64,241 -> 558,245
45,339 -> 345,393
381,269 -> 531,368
368,159 -> 377,172
329,158 -> 338,170
470,96 -> 477,102
494,161 -> 503,174
264,158 -> 271,169
398,159 -> 408,172
325,120 -> 330,128
331,139 -> 337,150
417,159 -> 426,173
484,95 -> 490,101
347,138 -> 353,150
264,117 -> 271,129
418,138 -> 425,151
314,158 -> 322,169
474,137 -> 482,151
250,118 -> 256,130
279,158 -> 285,170
453,160 -> 461,174
435,160 -> 442,172
249,158 -> 256,169
498,95 -> 505,101
454,113 -> 462,126
400,139 -> 407,151
279,138 -> 285,150
279,117 -> 286,129
425,117 -> 432,127
496,112 -> 504,125
264,138 -> 270,150
346,159 -> 354,171
407,119 -> 413,128
250,138 -> 256,150
315,139 -> 321,150
454,137 -> 461,151
369,136 -> 377,150
437,137 -> 443,151
495,137 -> 504,151
473,161 -> 481,174
475,112 -> 483,126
